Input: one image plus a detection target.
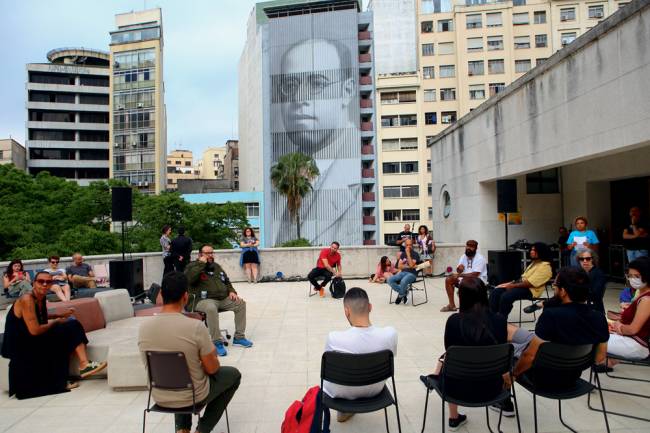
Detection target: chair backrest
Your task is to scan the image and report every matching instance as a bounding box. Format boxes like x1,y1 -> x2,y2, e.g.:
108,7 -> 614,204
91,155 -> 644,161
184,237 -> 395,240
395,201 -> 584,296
95,288 -> 134,323
442,344 -> 513,381
321,350 -> 393,387
145,351 -> 194,391
531,342 -> 594,373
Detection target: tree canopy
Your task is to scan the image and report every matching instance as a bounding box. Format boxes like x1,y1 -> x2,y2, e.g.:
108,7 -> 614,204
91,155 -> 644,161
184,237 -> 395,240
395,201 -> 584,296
0,164 -> 248,261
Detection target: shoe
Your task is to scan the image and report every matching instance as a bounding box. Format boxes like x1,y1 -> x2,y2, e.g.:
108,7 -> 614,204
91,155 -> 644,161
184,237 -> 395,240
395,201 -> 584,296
448,414 -> 467,431
79,360 -> 107,379
524,302 -> 542,314
319,288 -> 325,298
593,364 -> 613,373
215,341 -> 228,356
440,304 -> 457,312
403,295 -> 408,305
336,412 -> 354,422
233,337 -> 253,348
395,295 -> 403,305
490,398 -> 515,417
66,381 -> 79,390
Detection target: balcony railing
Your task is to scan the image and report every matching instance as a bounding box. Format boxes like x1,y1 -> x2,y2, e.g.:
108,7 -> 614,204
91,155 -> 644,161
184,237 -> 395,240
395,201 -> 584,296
358,31 -> 371,40
361,122 -> 373,131
361,145 -> 374,155
359,53 -> 371,63
363,216 -> 376,225
362,192 -> 375,202
362,168 -> 375,178
360,99 -> 372,108
363,239 -> 377,246
359,75 -> 372,85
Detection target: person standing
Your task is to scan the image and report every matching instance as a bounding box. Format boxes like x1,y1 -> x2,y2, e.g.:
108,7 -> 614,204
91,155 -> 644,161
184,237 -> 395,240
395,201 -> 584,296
239,227 -> 260,284
308,242 -> 342,298
566,216 -> 599,267
171,226 -> 193,272
160,225 -> 174,277
623,206 -> 649,263
416,225 -> 436,275
396,224 -> 415,252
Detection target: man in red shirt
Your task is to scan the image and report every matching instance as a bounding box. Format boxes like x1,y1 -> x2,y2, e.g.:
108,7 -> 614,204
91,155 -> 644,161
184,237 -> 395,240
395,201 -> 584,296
308,242 -> 343,298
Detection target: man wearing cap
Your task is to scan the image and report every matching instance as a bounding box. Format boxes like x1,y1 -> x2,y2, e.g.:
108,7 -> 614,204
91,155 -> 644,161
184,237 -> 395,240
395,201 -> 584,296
440,240 -> 488,312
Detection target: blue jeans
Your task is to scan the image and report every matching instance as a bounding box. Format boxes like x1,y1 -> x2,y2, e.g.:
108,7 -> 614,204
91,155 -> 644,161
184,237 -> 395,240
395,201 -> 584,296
627,249 -> 649,263
388,272 -> 416,297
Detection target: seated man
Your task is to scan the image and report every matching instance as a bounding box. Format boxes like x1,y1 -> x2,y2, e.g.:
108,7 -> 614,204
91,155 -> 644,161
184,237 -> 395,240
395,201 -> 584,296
388,238 -> 425,305
324,287 -> 397,423
308,241 -> 342,298
185,244 -> 253,357
66,253 -> 97,289
489,242 -> 552,318
441,239 -> 487,312
138,272 -> 241,433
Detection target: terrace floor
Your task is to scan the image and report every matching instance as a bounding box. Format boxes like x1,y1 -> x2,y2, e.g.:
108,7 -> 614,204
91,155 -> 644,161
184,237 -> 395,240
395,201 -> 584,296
1,277 -> 649,433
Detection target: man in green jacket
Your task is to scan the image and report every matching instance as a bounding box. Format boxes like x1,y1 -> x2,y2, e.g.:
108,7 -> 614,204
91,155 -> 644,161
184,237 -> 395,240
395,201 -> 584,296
185,244 -> 253,356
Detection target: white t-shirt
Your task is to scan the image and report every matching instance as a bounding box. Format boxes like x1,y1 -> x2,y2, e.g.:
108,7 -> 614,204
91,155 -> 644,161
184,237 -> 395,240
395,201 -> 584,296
44,267 -> 67,285
458,253 -> 488,283
323,325 -> 398,399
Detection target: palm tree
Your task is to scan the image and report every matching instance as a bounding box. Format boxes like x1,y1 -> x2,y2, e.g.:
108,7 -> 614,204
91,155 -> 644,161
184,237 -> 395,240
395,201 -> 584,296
270,152 -> 320,240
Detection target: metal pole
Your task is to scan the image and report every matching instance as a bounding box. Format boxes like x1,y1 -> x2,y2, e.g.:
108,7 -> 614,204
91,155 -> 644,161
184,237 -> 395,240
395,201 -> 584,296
505,212 -> 509,250
121,221 -> 126,261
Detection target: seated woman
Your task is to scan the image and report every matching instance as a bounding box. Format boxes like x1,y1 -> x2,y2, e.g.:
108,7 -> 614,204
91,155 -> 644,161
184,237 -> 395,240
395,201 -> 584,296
421,277 -> 507,430
576,249 -> 607,313
607,257 -> 650,361
3,259 -> 32,298
1,271 -> 107,399
44,255 -> 71,302
239,227 -> 260,283
369,256 -> 397,283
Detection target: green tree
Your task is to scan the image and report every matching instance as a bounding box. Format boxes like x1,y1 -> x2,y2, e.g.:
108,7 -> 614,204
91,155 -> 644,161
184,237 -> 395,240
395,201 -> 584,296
270,152 -> 319,239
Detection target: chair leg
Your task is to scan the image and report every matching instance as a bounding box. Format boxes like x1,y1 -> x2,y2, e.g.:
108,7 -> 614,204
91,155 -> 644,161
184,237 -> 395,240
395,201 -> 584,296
484,406 -> 495,433
394,402 -> 402,433
420,389 -> 430,433
142,409 -> 147,433
594,373 -> 611,433
441,398 -> 446,433
383,407 -> 390,433
225,407 -> 231,433
558,400 -> 578,433
511,384 -> 522,433
533,394 -> 539,433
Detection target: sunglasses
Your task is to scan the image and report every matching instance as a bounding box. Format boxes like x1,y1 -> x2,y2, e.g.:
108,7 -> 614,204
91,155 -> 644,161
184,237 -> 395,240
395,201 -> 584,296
577,257 -> 593,262
35,279 -> 53,285
50,260 -> 59,264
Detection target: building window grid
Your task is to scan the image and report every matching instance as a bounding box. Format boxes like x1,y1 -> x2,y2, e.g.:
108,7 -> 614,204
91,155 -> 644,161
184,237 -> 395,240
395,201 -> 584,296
381,138 -> 418,151
440,88 -> 456,101
588,5 -> 605,19
560,8 -> 576,22
467,37 -> 483,52
438,19 -> 453,32
422,43 -> 435,56
489,82 -> 506,97
466,14 -> 482,29
469,84 -> 485,100
514,36 -> 531,49
515,59 -> 532,73
441,111 -> 457,124
513,12 -> 530,25
423,66 -> 435,79
561,32 -> 577,47
438,42 -> 454,55
423,89 -> 436,102
486,12 -> 503,27
535,34 -> 548,48
487,35 -> 504,51
425,112 -> 437,125
534,10 -> 547,24
439,65 -> 456,78
468,60 -> 484,76
488,59 -> 505,74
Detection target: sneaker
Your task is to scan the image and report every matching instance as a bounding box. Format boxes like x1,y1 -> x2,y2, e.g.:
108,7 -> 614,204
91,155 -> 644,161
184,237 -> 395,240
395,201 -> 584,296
319,288 -> 325,298
402,294 -> 408,305
440,304 -> 458,312
523,302 -> 542,314
232,337 -> 254,348
79,360 -> 107,379
395,295 -> 403,305
490,398 -> 515,417
449,414 -> 467,431
215,341 -> 228,357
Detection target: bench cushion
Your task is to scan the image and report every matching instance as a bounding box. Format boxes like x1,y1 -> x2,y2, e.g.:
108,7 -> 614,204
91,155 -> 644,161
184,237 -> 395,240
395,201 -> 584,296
47,298 -> 106,333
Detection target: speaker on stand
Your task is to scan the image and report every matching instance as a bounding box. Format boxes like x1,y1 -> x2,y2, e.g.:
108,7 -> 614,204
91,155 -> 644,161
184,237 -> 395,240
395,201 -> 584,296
497,179 -> 518,250
110,187 -> 143,299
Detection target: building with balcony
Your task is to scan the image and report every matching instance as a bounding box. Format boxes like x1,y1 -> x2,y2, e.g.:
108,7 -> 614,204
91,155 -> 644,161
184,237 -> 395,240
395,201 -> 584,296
166,149 -> 197,191
224,139 -> 240,190
0,138 -> 27,171
26,48 -> 110,184
239,0 -> 379,247
109,8 -> 167,194
198,146 -> 227,180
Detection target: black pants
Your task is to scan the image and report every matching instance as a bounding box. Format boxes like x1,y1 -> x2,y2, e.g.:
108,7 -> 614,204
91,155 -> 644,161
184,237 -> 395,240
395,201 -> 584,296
163,256 -> 175,277
489,287 -> 532,317
174,258 -> 189,272
308,267 -> 333,289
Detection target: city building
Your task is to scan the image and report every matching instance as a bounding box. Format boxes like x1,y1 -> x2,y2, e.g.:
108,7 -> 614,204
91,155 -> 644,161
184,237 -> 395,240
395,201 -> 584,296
239,0 -> 379,247
198,146 -> 228,180
26,48 -> 110,184
166,149 -> 197,191
109,8 -> 167,194
0,138 -> 27,170
224,139 -> 240,190
373,0 -> 626,245
177,179 -> 236,194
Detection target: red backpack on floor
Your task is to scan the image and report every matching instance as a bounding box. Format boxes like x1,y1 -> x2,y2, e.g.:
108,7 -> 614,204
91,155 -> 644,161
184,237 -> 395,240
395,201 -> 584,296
281,385 -> 330,433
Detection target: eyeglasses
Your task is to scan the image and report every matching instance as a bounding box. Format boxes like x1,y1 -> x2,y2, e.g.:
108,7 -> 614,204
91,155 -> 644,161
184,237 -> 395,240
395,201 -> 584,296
577,257 -> 593,262
202,251 -> 214,255
50,261 -> 59,264
279,75 -> 343,97
35,279 -> 53,285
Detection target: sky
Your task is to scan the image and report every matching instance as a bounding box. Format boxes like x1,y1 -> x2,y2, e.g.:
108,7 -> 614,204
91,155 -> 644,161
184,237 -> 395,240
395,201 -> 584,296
0,0 -> 260,156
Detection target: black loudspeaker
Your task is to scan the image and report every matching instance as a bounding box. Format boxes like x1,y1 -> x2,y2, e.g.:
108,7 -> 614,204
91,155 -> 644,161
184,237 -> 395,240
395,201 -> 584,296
111,187 -> 133,222
109,259 -> 144,298
497,179 -> 518,213
487,250 -> 523,286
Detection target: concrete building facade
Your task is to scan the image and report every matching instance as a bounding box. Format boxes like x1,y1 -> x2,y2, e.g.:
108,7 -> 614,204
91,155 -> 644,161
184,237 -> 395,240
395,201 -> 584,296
223,139 -> 240,190
198,146 -> 228,180
109,8 -> 167,194
0,138 -> 27,170
166,149 -> 197,191
26,48 -> 110,184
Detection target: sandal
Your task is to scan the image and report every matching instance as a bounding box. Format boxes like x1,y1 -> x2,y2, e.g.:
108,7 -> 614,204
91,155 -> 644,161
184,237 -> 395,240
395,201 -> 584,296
66,381 -> 79,390
79,360 -> 107,378
439,305 -> 457,312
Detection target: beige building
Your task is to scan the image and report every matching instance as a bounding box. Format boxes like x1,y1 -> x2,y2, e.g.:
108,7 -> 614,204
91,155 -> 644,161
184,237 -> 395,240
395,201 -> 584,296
166,149 -> 197,191
0,138 -> 26,170
375,0 -> 627,245
109,8 -> 167,194
198,146 -> 227,180
223,139 -> 239,190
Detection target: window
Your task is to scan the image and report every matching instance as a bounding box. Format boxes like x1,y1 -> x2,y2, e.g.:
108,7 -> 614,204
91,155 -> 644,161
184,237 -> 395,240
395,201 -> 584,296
424,89 -> 436,102
428,183 -> 432,196
440,88 -> 456,101
513,12 -> 529,25
384,233 -> 399,245
487,35 -> 504,51
421,21 -> 433,33
514,36 -> 530,49
427,160 -> 431,172
466,14 -> 482,29
561,32 -> 577,47
399,91 -> 416,103
380,92 -> 398,104
439,65 -> 455,78
515,59 -> 532,73
469,84 -> 485,100
383,138 -> 418,151
381,115 -> 398,127
536,58 -> 547,66
245,202 -> 260,217
486,12 -> 502,27
382,162 -> 400,174
489,82 -> 506,96
383,185 -> 419,198
383,162 -> 418,174
441,111 -> 457,124
402,209 -> 420,221
428,207 -> 433,220
401,161 -> 418,173
384,210 -> 401,221
423,66 -> 435,79
467,38 -> 483,53
442,190 -> 451,218
438,19 -> 453,32
534,10 -> 547,24
513,0 -> 526,5
421,0 -> 435,14
422,43 -> 435,56
425,112 -> 437,125
382,91 -> 416,104
382,139 -> 399,151
618,2 -> 629,9
383,186 -> 401,197
468,60 -> 484,76
526,168 -> 559,194
588,5 -> 605,19
535,34 -> 548,48
560,8 -> 576,21
488,59 -> 505,74
402,185 -> 419,197
438,42 -> 454,55
400,114 -> 417,126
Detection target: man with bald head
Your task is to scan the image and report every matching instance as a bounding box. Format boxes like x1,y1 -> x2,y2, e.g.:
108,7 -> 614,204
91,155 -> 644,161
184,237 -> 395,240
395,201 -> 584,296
388,238 -> 421,305
66,253 -> 97,289
323,287 -> 398,423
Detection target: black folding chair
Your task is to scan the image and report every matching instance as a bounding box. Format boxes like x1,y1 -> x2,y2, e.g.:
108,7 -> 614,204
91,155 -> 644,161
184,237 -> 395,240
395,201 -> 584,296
420,344 -> 521,433
388,269 -> 428,306
516,343 -> 610,433
188,293 -> 232,345
320,350 -> 401,433
511,281 -> 551,327
308,277 -> 331,297
142,351 -> 230,433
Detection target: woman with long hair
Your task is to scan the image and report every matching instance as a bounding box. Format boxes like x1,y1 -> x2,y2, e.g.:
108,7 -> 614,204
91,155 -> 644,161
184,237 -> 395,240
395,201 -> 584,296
369,256 -> 397,283
416,225 -> 436,275
240,227 -> 260,283
3,259 -> 32,298
160,225 -> 174,277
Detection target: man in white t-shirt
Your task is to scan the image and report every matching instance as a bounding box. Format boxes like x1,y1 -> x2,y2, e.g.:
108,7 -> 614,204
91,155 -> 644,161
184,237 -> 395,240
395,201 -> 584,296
441,239 -> 488,312
324,287 -> 398,423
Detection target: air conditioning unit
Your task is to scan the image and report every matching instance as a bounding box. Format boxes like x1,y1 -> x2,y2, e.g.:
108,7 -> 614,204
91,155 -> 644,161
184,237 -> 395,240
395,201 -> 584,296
137,103 -> 144,108
594,11 -> 604,18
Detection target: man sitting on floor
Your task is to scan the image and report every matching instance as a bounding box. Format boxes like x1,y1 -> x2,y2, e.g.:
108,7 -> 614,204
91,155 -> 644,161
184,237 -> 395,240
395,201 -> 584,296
66,253 -> 97,289
139,271 -> 241,433
324,287 -> 398,423
388,238 -> 427,305
308,241 -> 343,298
440,239 -> 487,312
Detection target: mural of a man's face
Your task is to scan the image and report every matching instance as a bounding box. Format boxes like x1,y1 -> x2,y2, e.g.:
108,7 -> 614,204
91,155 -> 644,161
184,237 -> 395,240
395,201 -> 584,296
279,39 -> 355,152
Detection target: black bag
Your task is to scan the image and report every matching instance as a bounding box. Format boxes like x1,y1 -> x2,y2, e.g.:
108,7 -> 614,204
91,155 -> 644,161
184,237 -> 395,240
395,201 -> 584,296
329,277 -> 346,299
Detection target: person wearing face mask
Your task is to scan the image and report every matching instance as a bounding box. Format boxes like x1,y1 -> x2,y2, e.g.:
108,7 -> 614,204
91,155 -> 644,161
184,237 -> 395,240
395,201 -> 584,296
323,287 -> 397,423
440,240 -> 487,312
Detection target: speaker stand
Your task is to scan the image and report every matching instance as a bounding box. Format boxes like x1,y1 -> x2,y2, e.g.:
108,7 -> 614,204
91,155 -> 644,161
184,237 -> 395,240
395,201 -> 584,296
121,221 -> 126,261
504,212 -> 509,250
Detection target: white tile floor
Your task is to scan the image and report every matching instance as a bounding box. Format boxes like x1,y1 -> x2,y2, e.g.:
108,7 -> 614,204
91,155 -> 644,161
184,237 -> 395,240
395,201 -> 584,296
1,278 -> 649,433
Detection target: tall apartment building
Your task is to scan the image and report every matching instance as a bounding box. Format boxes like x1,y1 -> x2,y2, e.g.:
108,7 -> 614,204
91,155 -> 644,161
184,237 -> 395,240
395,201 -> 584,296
166,149 -> 197,191
0,138 -> 27,170
239,0 -> 379,247
374,0 -> 625,245
223,140 -> 240,190
26,48 -> 110,184
198,146 -> 228,180
109,8 -> 167,194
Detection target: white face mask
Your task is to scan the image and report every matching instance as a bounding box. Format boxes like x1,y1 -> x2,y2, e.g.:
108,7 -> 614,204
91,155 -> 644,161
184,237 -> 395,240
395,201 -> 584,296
629,277 -> 646,290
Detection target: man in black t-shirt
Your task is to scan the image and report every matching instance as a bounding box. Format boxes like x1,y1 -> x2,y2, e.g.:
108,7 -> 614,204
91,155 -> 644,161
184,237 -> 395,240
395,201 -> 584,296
396,224 -> 416,252
623,207 -> 649,263
171,226 -> 193,272
387,239 -> 420,305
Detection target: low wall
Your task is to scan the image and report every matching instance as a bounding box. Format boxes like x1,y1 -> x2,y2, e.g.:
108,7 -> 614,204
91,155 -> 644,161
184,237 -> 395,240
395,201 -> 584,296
2,244 -> 465,288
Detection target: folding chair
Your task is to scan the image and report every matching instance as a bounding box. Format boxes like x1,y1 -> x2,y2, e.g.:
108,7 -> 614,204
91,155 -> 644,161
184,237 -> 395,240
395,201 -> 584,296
143,351 -> 230,433
512,280 -> 552,327
308,277 -> 331,297
516,343 -> 610,433
188,293 -> 231,345
388,269 -> 428,306
320,350 -> 401,433
420,344 -> 521,433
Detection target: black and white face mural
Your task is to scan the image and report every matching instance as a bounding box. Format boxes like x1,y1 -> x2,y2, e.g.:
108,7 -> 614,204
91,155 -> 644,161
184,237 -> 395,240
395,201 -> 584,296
268,10 -> 362,246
